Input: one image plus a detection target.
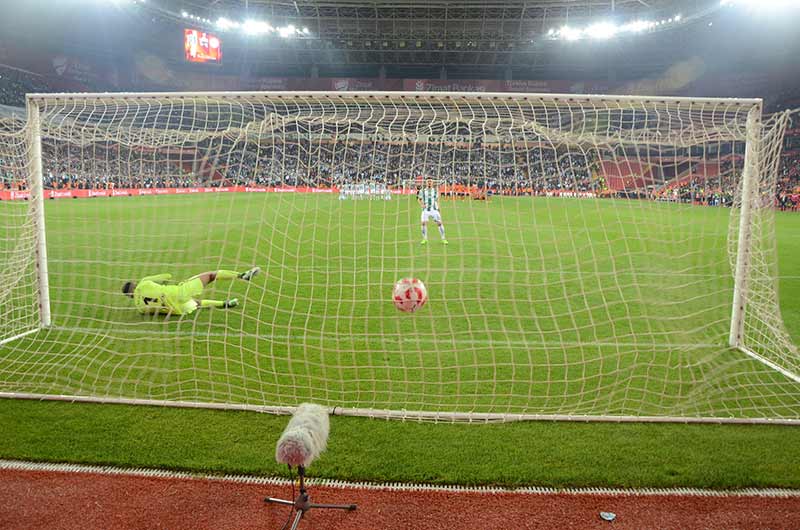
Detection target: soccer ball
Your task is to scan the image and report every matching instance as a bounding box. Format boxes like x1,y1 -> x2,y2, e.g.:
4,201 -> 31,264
392,278 -> 428,313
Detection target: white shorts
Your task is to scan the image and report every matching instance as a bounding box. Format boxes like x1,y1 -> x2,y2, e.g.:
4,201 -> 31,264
421,210 -> 442,223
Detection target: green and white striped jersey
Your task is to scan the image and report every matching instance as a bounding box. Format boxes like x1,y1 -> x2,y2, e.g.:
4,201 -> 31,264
418,187 -> 439,212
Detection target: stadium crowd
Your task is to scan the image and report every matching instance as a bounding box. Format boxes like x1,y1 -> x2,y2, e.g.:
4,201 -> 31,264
217,141 -> 599,194
1,138 -> 798,210
0,65 -> 51,107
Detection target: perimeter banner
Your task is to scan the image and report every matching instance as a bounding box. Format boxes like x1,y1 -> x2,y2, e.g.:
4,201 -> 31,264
0,186 -> 421,201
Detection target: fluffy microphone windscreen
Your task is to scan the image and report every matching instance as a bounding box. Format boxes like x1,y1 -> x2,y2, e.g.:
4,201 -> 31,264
275,403 -> 330,468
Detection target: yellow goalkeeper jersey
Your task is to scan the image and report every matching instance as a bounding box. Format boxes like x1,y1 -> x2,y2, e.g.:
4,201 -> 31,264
133,274 -> 204,315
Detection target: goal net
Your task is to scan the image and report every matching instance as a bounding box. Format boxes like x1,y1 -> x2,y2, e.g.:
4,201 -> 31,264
0,92 -> 798,423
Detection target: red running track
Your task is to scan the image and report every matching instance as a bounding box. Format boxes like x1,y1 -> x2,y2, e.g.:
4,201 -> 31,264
1,468 -> 799,530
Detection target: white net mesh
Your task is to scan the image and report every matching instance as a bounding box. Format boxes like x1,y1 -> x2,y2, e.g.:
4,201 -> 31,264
0,114 -> 38,345
0,92 -> 797,422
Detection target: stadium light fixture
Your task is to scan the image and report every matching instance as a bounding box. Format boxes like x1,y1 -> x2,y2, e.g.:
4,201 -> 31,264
560,26 -> 583,41
243,19 -> 272,35
620,20 -> 651,32
545,12 -> 686,42
723,0 -> 800,7
586,22 -> 617,39
181,11 -> 188,17
216,17 -> 239,30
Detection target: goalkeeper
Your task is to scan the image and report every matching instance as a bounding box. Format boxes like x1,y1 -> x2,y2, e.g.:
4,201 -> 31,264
122,267 -> 260,315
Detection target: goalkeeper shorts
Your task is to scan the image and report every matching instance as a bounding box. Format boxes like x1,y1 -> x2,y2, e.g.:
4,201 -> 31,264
164,277 -> 204,315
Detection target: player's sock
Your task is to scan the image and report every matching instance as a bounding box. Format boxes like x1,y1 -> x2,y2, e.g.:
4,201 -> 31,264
200,299 -> 226,309
421,224 -> 428,241
238,267 -> 261,281
215,270 -> 240,281
438,225 -> 446,239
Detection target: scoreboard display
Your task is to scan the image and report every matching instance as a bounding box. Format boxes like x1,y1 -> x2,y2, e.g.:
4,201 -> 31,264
184,29 -> 222,64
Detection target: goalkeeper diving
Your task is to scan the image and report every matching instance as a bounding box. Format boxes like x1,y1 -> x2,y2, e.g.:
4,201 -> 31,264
122,267 -> 260,315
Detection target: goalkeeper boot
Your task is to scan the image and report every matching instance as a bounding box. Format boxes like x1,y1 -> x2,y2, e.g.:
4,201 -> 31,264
239,267 -> 261,281
223,298 -> 239,309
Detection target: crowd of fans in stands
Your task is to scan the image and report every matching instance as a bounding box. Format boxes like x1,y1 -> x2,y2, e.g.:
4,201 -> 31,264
1,138 -> 798,210
0,65 -> 51,107
216,141 -> 599,194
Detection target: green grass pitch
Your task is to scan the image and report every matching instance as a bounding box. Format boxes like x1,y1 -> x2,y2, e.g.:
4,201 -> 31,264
0,193 -> 799,488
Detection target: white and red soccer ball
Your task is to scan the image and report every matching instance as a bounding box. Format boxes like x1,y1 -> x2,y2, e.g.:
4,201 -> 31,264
392,278 -> 428,313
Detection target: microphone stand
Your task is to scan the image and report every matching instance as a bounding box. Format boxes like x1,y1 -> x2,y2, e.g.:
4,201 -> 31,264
265,465 -> 357,530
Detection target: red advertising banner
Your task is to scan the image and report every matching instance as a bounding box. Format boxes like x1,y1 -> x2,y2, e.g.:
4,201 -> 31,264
0,186 -> 418,201
184,29 -> 222,64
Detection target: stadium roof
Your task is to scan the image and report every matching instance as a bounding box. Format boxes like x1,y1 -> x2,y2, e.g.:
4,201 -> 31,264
173,0 -> 694,43
156,0 -> 702,76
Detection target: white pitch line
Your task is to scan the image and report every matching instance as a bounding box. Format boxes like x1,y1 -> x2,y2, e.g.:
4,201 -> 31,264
1,459 -> 798,498
45,326 -> 724,350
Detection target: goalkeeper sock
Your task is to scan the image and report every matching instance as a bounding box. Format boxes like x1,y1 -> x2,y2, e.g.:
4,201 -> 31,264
199,299 -> 226,309
215,270 -> 240,281
438,225 -> 446,239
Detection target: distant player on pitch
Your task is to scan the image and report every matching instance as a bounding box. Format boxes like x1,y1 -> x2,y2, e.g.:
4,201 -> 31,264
122,267 -> 260,316
418,178 -> 448,245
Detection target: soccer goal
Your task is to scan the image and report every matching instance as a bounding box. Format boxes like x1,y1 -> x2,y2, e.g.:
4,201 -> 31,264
0,91 -> 798,424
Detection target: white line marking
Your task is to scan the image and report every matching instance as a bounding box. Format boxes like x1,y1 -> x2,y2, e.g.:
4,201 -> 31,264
45,326 -> 724,350
1,459 -> 797,498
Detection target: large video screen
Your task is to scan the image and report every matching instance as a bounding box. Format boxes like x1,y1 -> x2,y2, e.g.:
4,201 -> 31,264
184,29 -> 222,64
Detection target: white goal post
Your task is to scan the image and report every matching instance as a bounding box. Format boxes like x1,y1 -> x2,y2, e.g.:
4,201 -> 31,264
0,91 -> 798,424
